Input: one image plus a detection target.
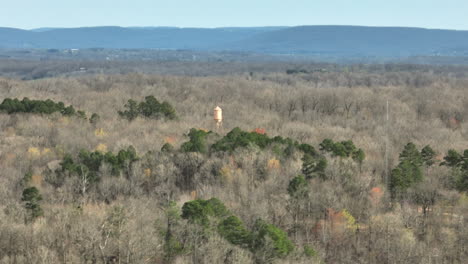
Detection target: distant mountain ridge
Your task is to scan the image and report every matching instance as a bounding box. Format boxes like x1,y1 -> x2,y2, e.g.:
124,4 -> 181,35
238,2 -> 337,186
1,25 -> 468,57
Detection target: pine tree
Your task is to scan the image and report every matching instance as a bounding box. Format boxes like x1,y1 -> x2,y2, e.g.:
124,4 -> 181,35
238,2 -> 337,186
21,187 -> 43,221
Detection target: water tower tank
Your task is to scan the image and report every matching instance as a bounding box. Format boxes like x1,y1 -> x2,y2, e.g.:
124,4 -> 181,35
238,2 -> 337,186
214,106 -> 222,123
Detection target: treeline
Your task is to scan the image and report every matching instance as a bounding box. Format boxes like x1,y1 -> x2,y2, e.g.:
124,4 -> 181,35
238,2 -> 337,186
180,127 -> 359,158
0,97 -> 101,124
0,97 -> 82,116
0,95 -> 177,123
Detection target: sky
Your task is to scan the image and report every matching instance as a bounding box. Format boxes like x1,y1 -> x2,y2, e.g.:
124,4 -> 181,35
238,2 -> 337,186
2,0 -> 468,30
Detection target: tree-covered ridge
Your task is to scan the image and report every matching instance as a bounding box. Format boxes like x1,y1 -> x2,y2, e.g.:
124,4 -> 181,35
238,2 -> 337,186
118,95 -> 177,121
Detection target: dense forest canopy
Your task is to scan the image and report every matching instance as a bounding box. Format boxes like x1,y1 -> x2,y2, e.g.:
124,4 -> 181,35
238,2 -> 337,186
0,61 -> 467,263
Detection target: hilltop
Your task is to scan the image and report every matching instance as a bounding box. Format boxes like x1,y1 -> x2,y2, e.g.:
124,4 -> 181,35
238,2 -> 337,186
1,25 -> 468,58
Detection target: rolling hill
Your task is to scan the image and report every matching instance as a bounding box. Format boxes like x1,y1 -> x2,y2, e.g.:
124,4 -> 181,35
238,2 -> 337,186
227,26 -> 468,57
1,25 -> 468,58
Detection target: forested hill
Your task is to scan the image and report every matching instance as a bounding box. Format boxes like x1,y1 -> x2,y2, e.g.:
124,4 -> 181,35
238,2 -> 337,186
0,26 -> 282,50
1,25 -> 468,57
228,26 -> 468,57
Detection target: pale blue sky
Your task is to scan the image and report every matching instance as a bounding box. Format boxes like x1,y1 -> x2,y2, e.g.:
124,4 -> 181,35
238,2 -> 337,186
2,0 -> 468,30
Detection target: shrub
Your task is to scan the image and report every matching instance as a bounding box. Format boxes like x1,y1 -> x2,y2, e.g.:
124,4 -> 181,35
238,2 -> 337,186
303,245 -> 317,257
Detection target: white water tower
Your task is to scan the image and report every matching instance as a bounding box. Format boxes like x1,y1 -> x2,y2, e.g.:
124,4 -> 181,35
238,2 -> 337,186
214,106 -> 222,129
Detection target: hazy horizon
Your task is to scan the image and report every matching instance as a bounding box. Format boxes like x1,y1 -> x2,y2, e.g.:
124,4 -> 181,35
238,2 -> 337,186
7,24 -> 467,32
3,0 -> 468,30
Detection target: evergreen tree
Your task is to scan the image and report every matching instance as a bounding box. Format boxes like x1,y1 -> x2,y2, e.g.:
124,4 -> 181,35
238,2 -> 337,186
218,216 -> 252,247
441,149 -> 468,192
352,148 -> 365,170
390,143 -> 424,199
251,219 -> 294,259
441,149 -> 463,167
181,129 -> 210,154
118,99 -> 139,121
181,198 -> 229,227
161,143 -> 175,153
301,154 -> 327,179
163,201 -> 184,262
89,113 -> 100,124
319,139 -> 335,152
287,175 -> 308,199
21,187 -> 43,221
421,145 -> 436,166
399,142 -> 423,166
